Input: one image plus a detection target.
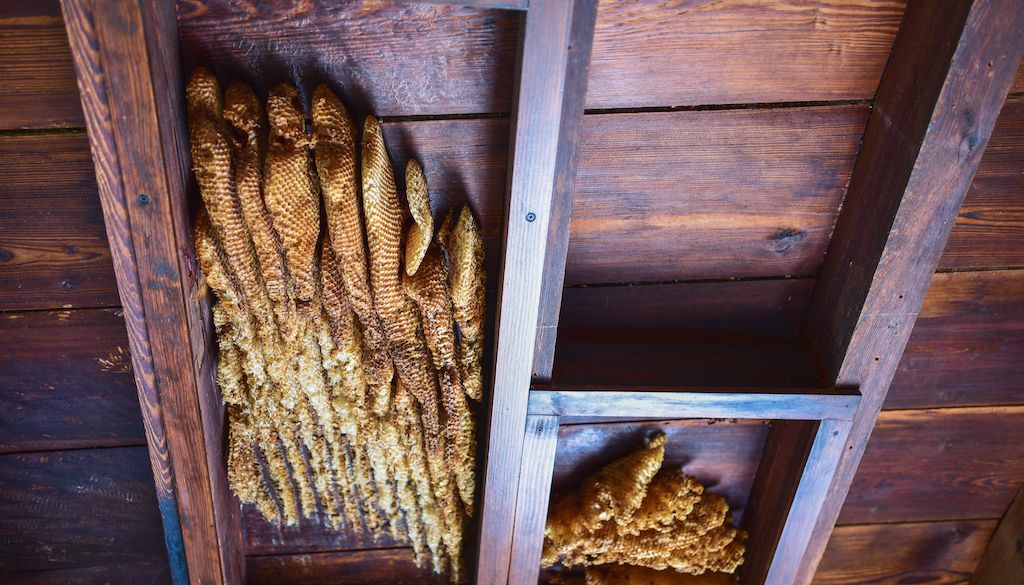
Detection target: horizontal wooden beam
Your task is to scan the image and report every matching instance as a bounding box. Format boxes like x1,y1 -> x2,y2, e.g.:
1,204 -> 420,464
411,0 -> 528,9
528,388 -> 860,421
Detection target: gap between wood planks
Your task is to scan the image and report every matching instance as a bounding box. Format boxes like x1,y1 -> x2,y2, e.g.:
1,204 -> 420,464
0,440 -> 149,457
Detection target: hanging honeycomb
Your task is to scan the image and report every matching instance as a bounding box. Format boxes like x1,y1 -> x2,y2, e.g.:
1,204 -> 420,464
186,68 -> 485,582
543,433 -> 746,582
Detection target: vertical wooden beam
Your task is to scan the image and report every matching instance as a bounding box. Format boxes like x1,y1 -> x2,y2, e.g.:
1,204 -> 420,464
530,0 -> 598,382
797,1 -> 1024,582
61,0 -> 243,583
508,415 -> 560,585
971,485 -> 1024,585
477,1 -> 597,582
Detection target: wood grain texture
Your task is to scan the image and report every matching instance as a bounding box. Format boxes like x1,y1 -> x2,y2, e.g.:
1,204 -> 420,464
0,0 -> 84,129
552,419 -> 770,523
798,2 -> 1024,582
532,0 -> 598,382
477,2 -> 588,582
941,97 -> 1024,270
887,269 -> 1024,409
176,0 -> 518,118
763,419 -> 852,585
971,486 -> 1024,585
528,389 -> 859,421
814,520 -> 997,585
567,106 -> 868,285
242,508 -> 402,556
246,548 -> 445,585
839,405 -> 1024,524
0,447 -> 168,575
64,0 -> 243,581
2,562 -> 172,585
0,309 -> 144,453
508,415 -> 559,585
586,0 -> 905,109
0,133 -> 119,310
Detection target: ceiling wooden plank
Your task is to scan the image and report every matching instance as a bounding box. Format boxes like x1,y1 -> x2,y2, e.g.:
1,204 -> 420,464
508,415 -> 559,585
796,1 -> 1024,582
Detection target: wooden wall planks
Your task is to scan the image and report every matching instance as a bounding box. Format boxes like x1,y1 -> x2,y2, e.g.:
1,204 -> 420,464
0,133 -> 119,310
839,405 -> 1024,525
0,447 -> 168,575
941,97 -> 1024,270
2,562 -> 171,585
176,0 -> 906,114
587,0 -> 904,109
0,309 -> 144,453
242,508 -> 402,556
887,270 -> 1024,409
813,520 -> 997,585
0,0 -> 84,129
246,548 -> 442,585
176,0 -> 519,118
567,106 -> 868,284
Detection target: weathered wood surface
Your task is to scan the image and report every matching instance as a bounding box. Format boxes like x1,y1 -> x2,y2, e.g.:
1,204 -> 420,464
552,419 -> 769,522
971,486 -> 1024,585
0,0 -> 84,129
175,0 -> 905,114
814,520 -> 997,585
176,0 -> 518,118
798,2 -> 1024,582
531,0 -> 598,382
508,415 -> 559,585
0,133 -> 119,310
246,548 -> 444,585
0,447 -> 168,575
0,309 -> 144,453
839,405 -> 1024,524
2,562 -> 172,585
587,0 -> 903,109
477,2 -> 592,582
887,269 -> 1024,409
528,389 -> 859,421
242,508 -> 402,556
568,106 -> 868,284
941,97 -> 1024,270
63,0 -> 243,581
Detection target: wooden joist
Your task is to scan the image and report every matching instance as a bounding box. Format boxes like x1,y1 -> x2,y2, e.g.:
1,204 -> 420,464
971,485 -> 1024,585
796,1 -> 1024,582
62,0 -> 242,582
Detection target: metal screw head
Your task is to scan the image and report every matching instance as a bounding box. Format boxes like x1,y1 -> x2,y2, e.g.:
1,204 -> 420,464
138,194 -> 150,205
525,212 -> 536,222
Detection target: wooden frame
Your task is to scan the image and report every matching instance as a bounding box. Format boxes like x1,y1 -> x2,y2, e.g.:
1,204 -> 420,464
60,0 -> 1023,583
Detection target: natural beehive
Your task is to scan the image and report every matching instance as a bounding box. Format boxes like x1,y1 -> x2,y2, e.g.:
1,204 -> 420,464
186,67 -> 484,582
543,433 -> 745,582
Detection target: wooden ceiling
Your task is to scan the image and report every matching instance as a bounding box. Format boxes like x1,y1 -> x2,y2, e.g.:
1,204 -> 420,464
0,1 -> 1022,584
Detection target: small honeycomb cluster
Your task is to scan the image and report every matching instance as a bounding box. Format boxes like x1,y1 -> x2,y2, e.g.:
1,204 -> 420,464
187,68 -> 485,582
543,433 -> 745,583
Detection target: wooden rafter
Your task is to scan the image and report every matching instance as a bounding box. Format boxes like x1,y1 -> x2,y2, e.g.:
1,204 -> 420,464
61,0 -> 242,583
476,0 -> 598,582
795,1 -> 1024,582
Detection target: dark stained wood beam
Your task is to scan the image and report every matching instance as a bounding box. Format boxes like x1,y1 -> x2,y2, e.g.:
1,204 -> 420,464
475,1 -> 597,582
61,0 -> 243,582
971,485 -> 1024,585
796,1 -> 1024,582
